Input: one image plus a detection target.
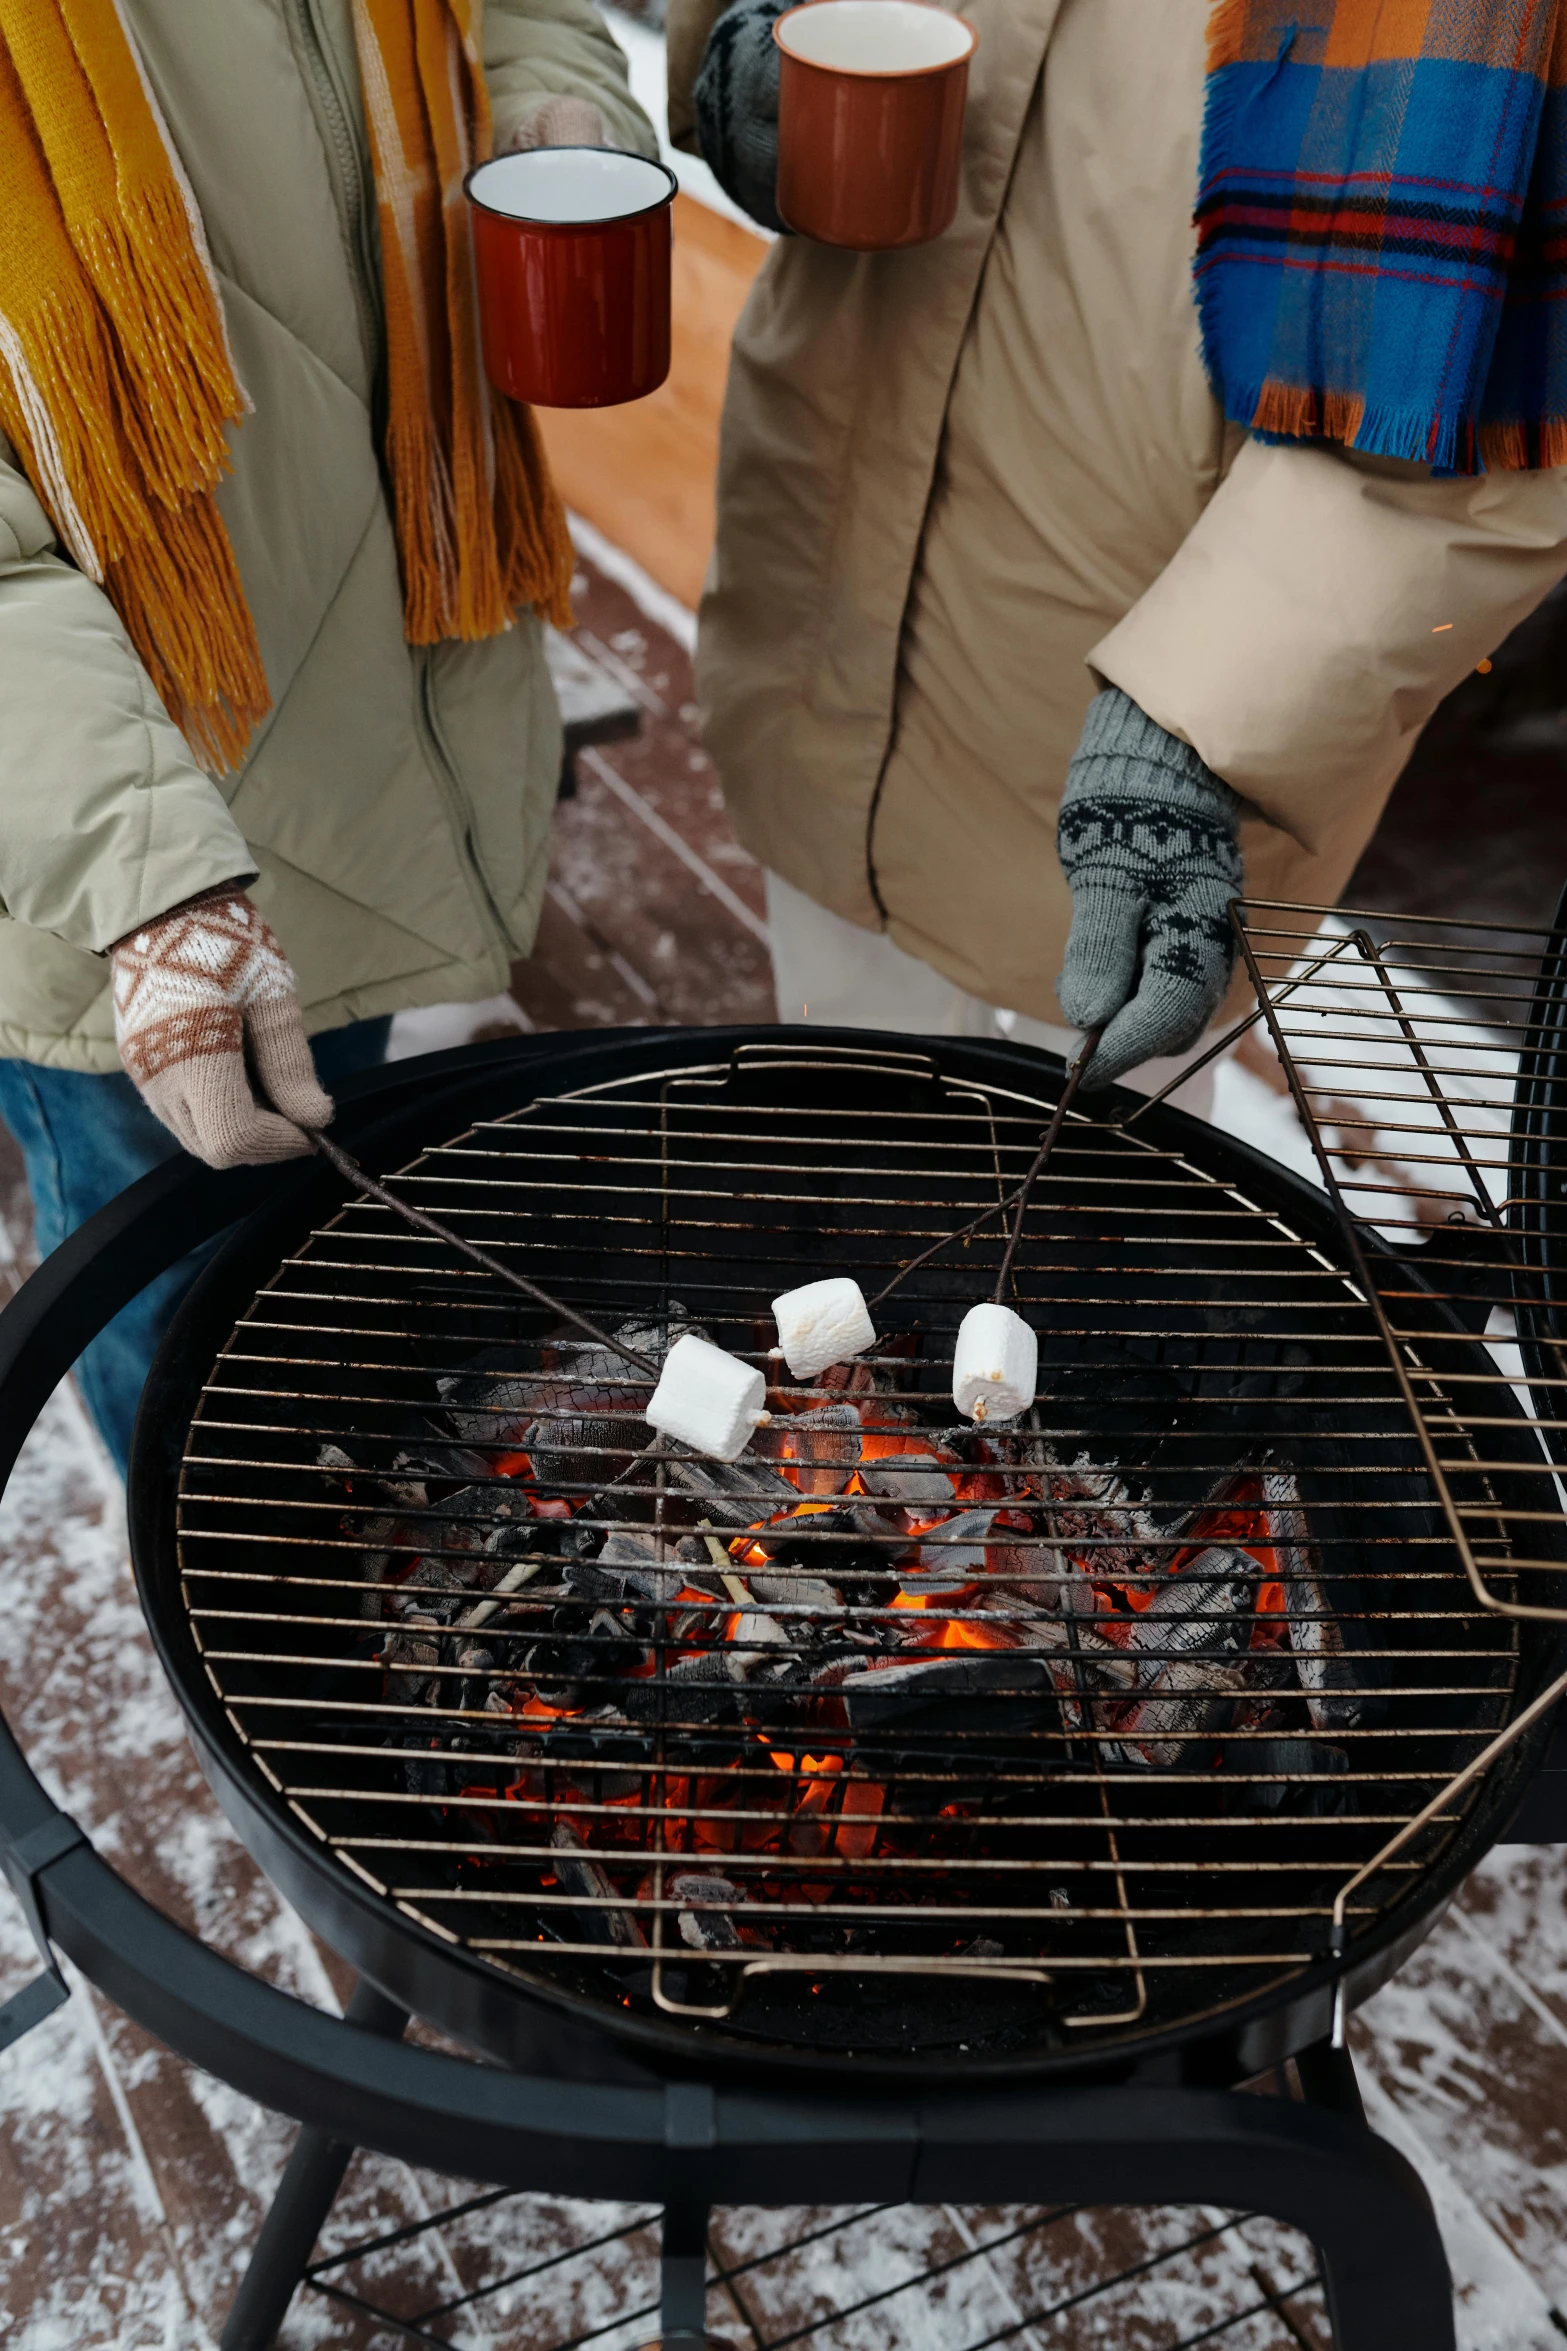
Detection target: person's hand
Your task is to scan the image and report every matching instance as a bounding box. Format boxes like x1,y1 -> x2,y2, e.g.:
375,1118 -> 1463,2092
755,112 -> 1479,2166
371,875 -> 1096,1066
1056,688 -> 1244,1090
508,96 -> 609,151
694,0 -> 788,232
111,889 -> 332,1168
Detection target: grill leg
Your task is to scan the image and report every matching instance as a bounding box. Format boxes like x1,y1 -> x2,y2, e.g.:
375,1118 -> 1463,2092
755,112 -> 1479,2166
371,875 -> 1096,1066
659,2192 -> 714,2348
218,1978 -> 408,2351
1295,2036 -> 1366,2126
1293,2036 -> 1432,2351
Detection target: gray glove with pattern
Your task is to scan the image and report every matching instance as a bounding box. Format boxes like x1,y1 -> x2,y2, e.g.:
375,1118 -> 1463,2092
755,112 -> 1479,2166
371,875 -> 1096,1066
694,0 -> 787,233
1056,689 -> 1244,1091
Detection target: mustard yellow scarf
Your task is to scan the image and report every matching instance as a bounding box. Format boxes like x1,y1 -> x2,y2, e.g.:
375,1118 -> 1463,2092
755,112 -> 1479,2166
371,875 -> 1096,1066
0,0 -> 573,774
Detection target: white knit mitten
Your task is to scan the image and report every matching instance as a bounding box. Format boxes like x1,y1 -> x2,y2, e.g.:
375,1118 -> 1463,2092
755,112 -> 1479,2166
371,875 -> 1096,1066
111,890 -> 332,1168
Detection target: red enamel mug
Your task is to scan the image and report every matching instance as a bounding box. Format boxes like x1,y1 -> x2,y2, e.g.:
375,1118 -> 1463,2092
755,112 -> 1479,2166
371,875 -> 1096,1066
774,0 -> 977,252
464,147 -> 678,409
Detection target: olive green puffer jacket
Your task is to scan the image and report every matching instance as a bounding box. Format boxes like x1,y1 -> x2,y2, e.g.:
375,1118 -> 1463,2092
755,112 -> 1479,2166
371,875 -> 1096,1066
0,0 -> 655,1069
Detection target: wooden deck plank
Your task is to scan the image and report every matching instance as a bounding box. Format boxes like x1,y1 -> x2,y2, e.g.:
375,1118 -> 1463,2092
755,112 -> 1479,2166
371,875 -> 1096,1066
537,196 -> 767,609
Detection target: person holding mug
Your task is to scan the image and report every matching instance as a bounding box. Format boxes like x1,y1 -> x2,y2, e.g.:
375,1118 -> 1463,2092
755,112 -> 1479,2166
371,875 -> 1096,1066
670,0 -> 1567,1102
0,0 -> 654,1473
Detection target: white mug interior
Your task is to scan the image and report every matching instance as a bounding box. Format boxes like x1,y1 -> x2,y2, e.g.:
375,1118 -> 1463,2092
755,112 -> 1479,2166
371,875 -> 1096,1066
777,0 -> 974,75
468,149 -> 672,225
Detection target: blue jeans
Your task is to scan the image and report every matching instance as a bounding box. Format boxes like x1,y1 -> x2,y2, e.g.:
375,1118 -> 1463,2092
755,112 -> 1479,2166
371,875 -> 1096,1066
0,1016 -> 391,1477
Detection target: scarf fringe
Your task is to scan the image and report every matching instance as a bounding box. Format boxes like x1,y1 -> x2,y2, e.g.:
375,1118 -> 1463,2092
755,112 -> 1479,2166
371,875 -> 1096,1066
494,398 -> 574,631
74,174 -> 244,504
1217,375 -> 1556,474
108,490 -> 270,774
0,280 -> 151,573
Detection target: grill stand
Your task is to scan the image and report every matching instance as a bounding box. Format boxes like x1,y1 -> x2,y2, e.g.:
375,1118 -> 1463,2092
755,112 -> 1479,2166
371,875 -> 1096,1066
202,2009 -> 1428,2351
218,1977 -> 409,2351
0,1043 -> 1511,2351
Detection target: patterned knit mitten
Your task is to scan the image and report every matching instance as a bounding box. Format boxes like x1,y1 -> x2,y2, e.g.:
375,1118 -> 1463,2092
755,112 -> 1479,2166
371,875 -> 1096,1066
1056,689 -> 1244,1090
694,0 -> 788,233
111,890 -> 333,1168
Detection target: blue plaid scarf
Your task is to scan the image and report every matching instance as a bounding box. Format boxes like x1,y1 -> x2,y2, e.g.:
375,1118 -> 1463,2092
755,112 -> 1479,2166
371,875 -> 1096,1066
1196,0 -> 1567,474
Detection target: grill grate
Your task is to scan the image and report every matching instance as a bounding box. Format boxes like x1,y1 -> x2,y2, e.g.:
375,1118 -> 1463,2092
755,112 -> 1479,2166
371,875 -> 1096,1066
174,1040 -> 1537,2058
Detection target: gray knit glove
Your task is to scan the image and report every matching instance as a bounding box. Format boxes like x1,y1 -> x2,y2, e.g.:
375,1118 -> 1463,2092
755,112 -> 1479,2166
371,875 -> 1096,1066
1057,689 -> 1244,1091
694,0 -> 787,233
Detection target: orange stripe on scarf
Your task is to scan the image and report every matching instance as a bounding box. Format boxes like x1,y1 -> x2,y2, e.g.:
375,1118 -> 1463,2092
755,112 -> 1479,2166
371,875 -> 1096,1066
0,0 -> 572,778
352,0 -> 573,641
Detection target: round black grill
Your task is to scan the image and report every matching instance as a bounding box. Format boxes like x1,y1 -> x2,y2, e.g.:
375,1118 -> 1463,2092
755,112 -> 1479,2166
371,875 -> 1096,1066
153,1035 -> 1563,2083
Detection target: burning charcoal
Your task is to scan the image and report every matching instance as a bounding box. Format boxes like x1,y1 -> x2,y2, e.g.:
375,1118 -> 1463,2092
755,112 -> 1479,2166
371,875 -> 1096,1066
1125,1550 -> 1253,1679
671,1871 -> 742,1952
953,1303 -> 1037,1425
619,1654 -> 744,1727
401,1736 -> 448,1798
662,1449 -> 801,1526
548,1824 -> 647,1949
754,1403 -> 863,1495
1234,1736 -> 1356,1815
396,1443 -> 496,1486
1263,1467 -> 1380,1731
437,1349 -> 543,1444
959,1937 -> 1004,1960
646,1333 -> 769,1462
383,1613 -> 439,1705
772,1277 -> 877,1380
453,1639 -> 497,1716
588,1530 -> 683,1601
730,1612 -> 791,1675
1111,1658 -> 1253,1769
525,1417 -> 644,1492
747,1569 -> 840,1612
857,1451 -> 957,1508
316,1442 -> 430,1510
840,1651 -> 1054,1729
900,1506 -> 998,1585
1103,1556 -> 1255,1764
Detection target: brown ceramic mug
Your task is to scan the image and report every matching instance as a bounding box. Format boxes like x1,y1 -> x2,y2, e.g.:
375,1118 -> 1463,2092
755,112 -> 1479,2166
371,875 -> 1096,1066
773,0 -> 977,252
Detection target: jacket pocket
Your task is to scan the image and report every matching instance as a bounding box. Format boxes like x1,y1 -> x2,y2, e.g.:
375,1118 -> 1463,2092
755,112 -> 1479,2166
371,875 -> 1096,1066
417,630 -> 562,956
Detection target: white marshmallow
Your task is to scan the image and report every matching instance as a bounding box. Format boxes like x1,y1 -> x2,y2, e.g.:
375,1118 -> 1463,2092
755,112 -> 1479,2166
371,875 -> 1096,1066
645,1332 -> 768,1461
952,1302 -> 1038,1424
772,1277 -> 877,1380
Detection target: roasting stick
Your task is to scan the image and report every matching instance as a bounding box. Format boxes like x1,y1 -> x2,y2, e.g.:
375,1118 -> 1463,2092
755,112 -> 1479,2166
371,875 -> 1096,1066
991,1023 -> 1104,1302
867,1024 -> 1104,1310
309,1128 -> 660,1376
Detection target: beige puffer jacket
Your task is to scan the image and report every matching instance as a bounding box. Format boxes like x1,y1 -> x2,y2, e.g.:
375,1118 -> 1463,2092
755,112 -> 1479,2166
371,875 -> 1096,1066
0,0 -> 655,1071
670,0 -> 1567,1027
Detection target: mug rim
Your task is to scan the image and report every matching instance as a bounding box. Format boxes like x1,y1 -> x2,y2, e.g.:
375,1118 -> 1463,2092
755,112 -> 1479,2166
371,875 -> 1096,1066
773,0 -> 978,78
463,148 -> 679,228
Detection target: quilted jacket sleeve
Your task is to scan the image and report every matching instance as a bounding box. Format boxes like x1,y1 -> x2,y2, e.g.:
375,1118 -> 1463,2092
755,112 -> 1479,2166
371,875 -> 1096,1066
1090,438 -> 1567,859
0,439 -> 256,954
484,0 -> 659,156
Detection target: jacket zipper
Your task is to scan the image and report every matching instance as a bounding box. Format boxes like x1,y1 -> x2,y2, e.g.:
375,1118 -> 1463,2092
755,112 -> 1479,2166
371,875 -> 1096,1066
286,0 -> 515,961
286,0 -> 383,400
